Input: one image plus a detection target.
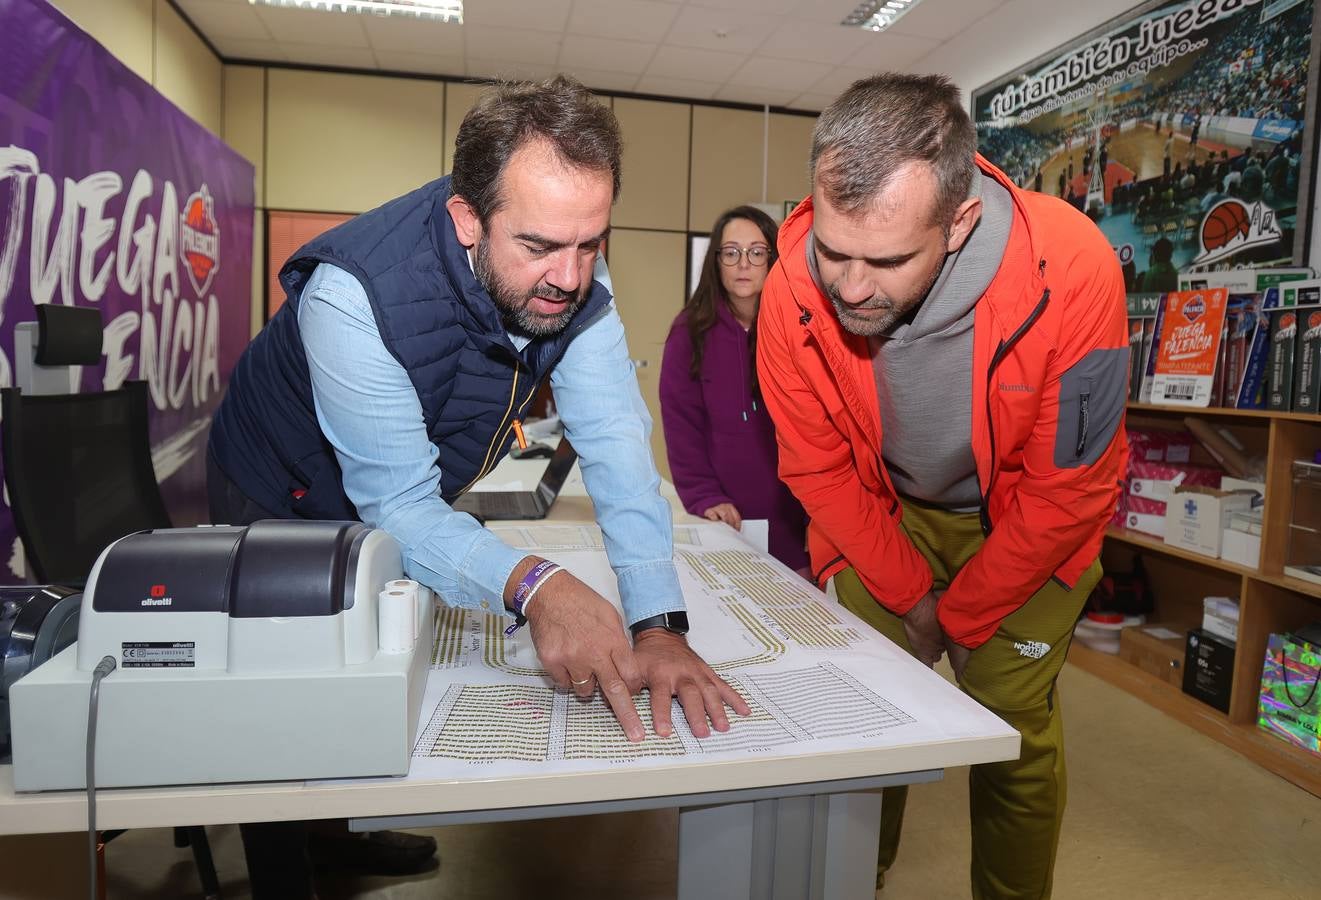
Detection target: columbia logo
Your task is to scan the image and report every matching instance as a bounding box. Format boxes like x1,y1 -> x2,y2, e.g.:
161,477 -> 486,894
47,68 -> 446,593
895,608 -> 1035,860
999,382 -> 1034,393
1014,640 -> 1050,659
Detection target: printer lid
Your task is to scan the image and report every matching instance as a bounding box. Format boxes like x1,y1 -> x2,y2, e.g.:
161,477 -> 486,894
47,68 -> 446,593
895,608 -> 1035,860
92,521 -> 370,618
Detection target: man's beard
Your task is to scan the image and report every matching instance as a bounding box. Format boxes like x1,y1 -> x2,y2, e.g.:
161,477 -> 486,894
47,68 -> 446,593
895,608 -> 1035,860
474,236 -> 588,338
826,256 -> 944,338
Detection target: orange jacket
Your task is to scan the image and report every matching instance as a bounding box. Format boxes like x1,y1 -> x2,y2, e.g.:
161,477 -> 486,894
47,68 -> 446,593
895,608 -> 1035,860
757,156 -> 1129,648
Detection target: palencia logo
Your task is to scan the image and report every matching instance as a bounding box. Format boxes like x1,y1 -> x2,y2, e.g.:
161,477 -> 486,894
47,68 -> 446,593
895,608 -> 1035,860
1192,198 -> 1282,266
1305,311 -> 1321,341
1275,313 -> 1297,341
180,184 -> 220,297
1181,295 -> 1205,323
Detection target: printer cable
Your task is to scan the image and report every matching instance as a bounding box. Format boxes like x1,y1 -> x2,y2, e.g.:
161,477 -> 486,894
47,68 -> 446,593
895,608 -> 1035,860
86,655 -> 117,900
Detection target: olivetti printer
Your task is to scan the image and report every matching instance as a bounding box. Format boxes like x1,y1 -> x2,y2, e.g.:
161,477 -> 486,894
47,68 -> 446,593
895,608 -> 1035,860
10,521 -> 431,791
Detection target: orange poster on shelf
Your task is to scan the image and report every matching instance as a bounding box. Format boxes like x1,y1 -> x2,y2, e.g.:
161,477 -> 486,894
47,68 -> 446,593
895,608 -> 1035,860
1150,288 -> 1229,407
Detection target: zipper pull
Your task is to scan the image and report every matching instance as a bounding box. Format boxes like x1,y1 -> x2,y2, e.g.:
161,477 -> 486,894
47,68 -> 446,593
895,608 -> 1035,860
512,419 -> 528,450
742,411 -> 748,422
752,399 -> 758,412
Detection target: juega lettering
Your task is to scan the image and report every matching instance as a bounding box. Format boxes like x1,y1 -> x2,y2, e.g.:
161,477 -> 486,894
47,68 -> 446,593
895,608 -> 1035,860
0,146 -> 221,411
988,0 -> 1261,119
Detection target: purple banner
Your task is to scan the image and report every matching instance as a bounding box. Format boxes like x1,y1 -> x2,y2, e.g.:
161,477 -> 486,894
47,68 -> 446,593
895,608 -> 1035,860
0,0 -> 254,581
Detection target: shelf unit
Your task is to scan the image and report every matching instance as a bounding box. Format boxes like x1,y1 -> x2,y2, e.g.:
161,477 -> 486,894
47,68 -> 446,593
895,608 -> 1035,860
1078,401 -> 1321,797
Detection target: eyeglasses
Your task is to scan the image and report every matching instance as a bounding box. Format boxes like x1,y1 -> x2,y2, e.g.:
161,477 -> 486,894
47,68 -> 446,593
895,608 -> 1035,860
717,245 -> 771,267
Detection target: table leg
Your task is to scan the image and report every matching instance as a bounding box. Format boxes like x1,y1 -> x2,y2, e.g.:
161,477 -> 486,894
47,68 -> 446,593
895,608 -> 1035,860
678,790 -> 883,900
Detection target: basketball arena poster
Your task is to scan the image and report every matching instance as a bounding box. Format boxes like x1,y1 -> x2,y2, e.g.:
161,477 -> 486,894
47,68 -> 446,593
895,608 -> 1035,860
1151,288 -> 1231,405
972,0 -> 1319,289
0,0 -> 255,578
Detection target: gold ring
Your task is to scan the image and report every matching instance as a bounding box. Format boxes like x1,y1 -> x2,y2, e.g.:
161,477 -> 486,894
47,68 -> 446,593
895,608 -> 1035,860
570,676 -> 592,686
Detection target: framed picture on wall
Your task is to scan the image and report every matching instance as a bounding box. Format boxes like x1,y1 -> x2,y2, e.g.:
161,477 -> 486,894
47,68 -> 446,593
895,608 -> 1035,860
971,0 -> 1320,284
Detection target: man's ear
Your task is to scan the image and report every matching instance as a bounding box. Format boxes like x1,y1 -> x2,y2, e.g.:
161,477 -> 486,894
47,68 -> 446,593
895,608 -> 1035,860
946,197 -> 983,254
446,194 -> 482,249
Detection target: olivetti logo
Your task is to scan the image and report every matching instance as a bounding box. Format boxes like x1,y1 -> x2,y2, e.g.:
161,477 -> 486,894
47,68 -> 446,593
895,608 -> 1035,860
142,583 -> 173,607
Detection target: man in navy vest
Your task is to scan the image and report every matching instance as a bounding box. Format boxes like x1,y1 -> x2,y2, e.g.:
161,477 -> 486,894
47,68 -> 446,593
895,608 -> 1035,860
208,76 -> 748,896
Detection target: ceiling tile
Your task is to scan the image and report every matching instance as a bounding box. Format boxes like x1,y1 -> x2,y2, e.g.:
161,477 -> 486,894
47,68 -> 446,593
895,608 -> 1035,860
362,14 -> 464,55
461,0 -> 572,32
645,45 -> 746,82
213,37 -> 287,62
885,0 -> 1005,41
177,0 -> 271,42
464,25 -> 563,66
808,65 -> 882,97
253,5 -> 368,47
776,0 -> 863,20
686,0 -> 805,13
713,84 -> 800,107
634,75 -> 720,100
565,69 -> 643,93
666,6 -> 780,54
567,0 -> 682,43
728,56 -> 831,90
756,21 -> 872,63
375,50 -> 465,77
279,42 -> 378,69
465,58 -> 560,82
843,31 -> 943,70
558,35 -> 656,76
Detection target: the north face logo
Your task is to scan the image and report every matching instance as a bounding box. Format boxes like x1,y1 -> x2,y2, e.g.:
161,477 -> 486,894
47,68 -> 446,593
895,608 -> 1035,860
1014,640 -> 1050,659
180,185 -> 220,297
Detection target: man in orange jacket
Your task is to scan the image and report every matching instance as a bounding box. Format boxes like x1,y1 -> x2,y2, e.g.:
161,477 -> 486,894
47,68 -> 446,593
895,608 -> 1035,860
757,73 -> 1128,899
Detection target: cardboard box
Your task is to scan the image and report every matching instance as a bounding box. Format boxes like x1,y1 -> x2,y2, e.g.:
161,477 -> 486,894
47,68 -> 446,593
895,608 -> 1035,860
1124,510 -> 1165,538
1220,528 -> 1261,568
1120,624 -> 1186,688
1184,628 -> 1235,713
1202,597 -> 1240,644
1163,486 -> 1254,557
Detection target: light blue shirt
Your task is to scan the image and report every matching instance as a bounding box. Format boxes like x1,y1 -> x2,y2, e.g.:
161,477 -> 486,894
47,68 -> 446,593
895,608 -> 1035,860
296,258 -> 681,626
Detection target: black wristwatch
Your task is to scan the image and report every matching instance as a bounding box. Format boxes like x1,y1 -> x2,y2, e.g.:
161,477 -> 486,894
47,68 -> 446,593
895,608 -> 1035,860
629,611 -> 689,638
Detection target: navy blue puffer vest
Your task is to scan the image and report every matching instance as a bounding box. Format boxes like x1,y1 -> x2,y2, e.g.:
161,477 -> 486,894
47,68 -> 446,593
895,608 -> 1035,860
208,176 -> 611,520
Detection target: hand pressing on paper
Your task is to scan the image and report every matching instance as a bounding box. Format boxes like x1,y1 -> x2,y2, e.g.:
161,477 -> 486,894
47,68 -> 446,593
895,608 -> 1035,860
632,629 -> 750,739
702,502 -> 742,530
514,560 -> 648,742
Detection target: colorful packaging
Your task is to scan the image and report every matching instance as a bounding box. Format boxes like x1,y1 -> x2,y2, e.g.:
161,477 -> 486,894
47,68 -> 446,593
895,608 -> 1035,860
1151,289 -> 1229,407
1267,308 -> 1299,411
1294,308 -> 1321,413
1258,632 -> 1321,755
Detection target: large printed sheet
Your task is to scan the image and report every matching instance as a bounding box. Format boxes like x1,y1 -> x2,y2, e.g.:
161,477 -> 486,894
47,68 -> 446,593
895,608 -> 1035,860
402,523 -> 1015,781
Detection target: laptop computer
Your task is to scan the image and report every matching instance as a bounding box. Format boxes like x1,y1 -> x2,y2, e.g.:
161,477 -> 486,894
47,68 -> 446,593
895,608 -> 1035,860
451,437 -> 577,522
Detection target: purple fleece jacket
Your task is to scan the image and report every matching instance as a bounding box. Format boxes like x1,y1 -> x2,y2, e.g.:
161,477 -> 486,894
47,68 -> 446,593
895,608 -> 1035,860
659,301 -> 809,570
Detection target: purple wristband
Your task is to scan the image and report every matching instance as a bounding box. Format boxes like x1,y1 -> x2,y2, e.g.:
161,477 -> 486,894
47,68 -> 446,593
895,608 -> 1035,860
512,560 -> 558,618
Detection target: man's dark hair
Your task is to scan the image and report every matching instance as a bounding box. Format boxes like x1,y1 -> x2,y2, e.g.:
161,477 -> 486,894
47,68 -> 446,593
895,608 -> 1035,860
810,73 -> 977,227
451,75 -> 622,223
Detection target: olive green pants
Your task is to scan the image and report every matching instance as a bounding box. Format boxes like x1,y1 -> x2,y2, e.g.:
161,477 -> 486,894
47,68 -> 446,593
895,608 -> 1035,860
834,500 -> 1100,900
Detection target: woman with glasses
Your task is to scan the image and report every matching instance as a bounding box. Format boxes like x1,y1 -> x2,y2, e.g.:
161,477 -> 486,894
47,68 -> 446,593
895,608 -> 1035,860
659,206 -> 809,575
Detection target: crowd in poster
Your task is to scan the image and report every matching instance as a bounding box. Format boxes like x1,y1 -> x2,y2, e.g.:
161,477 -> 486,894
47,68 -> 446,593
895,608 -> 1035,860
973,0 -> 1316,292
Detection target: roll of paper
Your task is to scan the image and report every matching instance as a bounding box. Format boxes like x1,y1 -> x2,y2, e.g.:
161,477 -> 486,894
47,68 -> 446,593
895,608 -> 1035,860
385,579 -> 420,640
378,588 -> 415,654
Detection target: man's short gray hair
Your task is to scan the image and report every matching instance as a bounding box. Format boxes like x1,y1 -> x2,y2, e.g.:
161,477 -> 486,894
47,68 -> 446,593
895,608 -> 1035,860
810,73 -> 977,227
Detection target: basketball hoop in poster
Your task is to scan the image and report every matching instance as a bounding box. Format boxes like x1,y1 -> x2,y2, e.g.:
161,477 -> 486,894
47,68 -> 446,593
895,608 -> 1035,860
1190,199 -> 1284,267
1150,289 -> 1229,406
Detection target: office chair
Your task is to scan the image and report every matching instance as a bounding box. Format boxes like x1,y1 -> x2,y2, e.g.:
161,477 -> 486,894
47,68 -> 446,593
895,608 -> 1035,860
1,309 -> 222,900
1,381 -> 172,584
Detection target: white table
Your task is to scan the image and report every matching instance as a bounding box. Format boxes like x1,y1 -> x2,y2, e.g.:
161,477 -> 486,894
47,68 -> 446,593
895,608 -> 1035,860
0,465 -> 1019,900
